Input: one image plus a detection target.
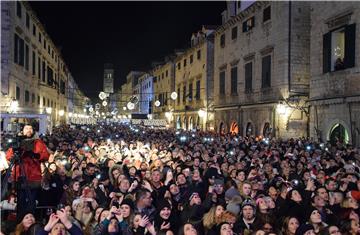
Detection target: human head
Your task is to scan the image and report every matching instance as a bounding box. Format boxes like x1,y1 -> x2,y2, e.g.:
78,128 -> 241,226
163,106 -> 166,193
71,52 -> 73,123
136,189 -> 152,208
179,223 -> 197,235
48,223 -> 66,235
23,124 -> 34,138
282,216 -> 299,235
20,213 -> 35,230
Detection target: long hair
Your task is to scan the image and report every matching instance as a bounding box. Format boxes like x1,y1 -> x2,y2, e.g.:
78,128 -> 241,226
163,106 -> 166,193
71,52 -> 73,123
14,223 -> 25,235
203,206 -> 222,230
281,216 -> 299,235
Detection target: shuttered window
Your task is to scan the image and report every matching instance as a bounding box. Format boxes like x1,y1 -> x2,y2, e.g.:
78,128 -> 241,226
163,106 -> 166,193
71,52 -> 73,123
220,71 -> 226,95
262,55 -> 271,88
231,67 -> 238,95
245,62 -> 253,92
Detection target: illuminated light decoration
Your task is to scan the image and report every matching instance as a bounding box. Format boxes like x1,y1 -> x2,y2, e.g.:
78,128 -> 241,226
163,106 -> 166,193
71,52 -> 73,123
46,107 -> 52,114
68,112 -> 73,117
127,102 -> 135,110
95,103 -> 101,110
89,107 -> 94,112
101,112 -> 105,116
59,110 -> 65,116
154,100 -> 161,107
102,101 -> 108,106
9,99 -> 19,113
99,92 -> 107,100
97,130 -> 100,133
128,114 -> 131,119
83,108 -> 87,113
170,91 -> 178,100
123,106 -> 127,111
95,111 -> 99,115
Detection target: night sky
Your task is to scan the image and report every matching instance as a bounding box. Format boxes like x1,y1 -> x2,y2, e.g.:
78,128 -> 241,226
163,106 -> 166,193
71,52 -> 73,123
29,1 -> 226,100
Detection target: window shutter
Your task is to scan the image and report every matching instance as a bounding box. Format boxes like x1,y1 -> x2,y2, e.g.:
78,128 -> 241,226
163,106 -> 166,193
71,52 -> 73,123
344,23 -> 356,68
323,32 -> 331,73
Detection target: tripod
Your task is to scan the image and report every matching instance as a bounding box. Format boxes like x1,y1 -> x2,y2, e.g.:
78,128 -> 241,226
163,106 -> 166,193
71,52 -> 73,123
1,148 -> 34,218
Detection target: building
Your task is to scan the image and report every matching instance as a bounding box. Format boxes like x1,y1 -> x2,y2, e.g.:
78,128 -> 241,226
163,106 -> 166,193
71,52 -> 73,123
174,26 -> 216,131
138,73 -> 154,115
0,1 -> 86,129
103,63 -> 114,94
122,71 -> 144,114
309,2 -> 360,146
213,1 -> 311,138
152,58 -> 176,121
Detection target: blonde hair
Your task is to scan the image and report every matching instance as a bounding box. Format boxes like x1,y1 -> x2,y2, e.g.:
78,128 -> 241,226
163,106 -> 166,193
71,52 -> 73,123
14,223 -> 25,235
203,206 -> 223,230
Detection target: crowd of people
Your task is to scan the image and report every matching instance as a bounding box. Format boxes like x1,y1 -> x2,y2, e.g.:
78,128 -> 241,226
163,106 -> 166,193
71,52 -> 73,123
1,122 -> 360,235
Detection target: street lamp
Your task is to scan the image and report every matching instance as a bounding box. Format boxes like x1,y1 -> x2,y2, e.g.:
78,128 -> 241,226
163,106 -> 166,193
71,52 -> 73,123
9,99 -> 19,113
46,107 -> 52,114
127,102 -> 135,110
102,101 -> 108,107
59,110 -> 65,116
198,109 -> 206,118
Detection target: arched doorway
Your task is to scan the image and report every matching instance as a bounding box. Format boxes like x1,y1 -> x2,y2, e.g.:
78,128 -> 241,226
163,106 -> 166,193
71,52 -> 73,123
176,116 -> 181,129
246,122 -> 253,137
230,121 -> 239,135
329,123 -> 349,144
219,122 -> 225,135
196,116 -> 200,130
263,122 -> 271,138
189,117 -> 194,130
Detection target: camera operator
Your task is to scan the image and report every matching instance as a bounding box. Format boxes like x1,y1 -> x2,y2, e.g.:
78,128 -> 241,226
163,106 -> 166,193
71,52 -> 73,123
5,123 -> 50,215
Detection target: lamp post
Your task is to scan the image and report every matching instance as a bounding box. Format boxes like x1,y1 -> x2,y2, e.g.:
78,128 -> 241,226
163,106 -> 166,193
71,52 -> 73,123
153,91 -> 177,127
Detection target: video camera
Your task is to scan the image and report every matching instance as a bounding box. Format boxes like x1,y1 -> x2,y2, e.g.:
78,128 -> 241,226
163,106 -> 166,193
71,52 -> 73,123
4,135 -> 24,152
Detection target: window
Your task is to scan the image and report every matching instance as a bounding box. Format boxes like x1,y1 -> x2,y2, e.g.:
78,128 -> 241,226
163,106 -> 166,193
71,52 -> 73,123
196,80 -> 201,100
245,62 -> 253,92
220,34 -> 225,48
177,62 -> 181,70
231,67 -> 238,95
263,6 -> 271,22
190,55 -> 193,64
43,97 -> 45,106
183,85 -> 186,103
16,1 -> 22,18
323,24 -> 356,73
220,71 -> 226,95
243,17 -> 255,32
32,24 -> 36,36
184,59 -> 187,67
231,26 -> 238,40
38,56 -> 41,80
43,39 -> 46,49
31,93 -> 35,104
25,90 -> 30,103
48,45 -> 50,54
14,34 -> 24,66
60,80 -> 65,95
42,61 -> 46,83
197,50 -> 201,60
47,99 -> 50,107
25,44 -> 29,70
38,33 -> 41,43
177,87 -> 181,105
189,83 -> 193,101
26,13 -> 30,28
16,86 -> 20,100
162,73 -> 164,79
47,66 -> 53,86
32,51 -> 36,75
262,55 -> 271,88
166,70 -> 168,77
37,95 -> 40,105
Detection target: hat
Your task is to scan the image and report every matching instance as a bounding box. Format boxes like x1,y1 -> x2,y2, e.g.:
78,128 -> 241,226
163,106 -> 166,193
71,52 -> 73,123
17,210 -> 34,224
189,192 -> 200,201
120,198 -> 135,210
295,223 -> 315,235
225,187 -> 240,201
157,199 -> 172,211
241,198 -> 256,210
226,202 -> 241,216
214,178 -> 224,185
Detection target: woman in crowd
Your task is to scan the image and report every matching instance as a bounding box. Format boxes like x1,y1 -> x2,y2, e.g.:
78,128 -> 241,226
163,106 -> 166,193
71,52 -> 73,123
12,212 -> 36,235
281,216 -> 300,235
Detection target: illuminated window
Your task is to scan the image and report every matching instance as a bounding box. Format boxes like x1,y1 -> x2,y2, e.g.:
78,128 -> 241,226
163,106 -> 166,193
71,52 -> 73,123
243,17 -> 255,32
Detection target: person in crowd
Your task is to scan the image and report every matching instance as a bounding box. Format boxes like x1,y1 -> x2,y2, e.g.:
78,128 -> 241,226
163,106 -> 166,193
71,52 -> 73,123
1,123 -> 360,235
6,124 -> 50,214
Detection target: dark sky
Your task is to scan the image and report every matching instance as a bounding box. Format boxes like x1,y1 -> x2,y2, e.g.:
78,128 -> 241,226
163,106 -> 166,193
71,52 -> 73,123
29,1 -> 226,100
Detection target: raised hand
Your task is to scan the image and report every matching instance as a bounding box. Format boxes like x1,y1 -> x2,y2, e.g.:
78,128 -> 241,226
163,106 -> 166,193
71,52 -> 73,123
56,209 -> 72,229
44,213 -> 59,232
139,215 -> 150,227
160,221 -> 171,230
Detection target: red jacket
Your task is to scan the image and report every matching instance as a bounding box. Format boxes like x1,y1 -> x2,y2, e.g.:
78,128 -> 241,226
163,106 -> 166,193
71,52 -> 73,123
6,139 -> 49,182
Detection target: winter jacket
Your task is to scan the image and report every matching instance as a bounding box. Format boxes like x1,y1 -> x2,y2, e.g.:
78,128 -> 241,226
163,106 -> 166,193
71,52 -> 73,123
6,138 -> 49,183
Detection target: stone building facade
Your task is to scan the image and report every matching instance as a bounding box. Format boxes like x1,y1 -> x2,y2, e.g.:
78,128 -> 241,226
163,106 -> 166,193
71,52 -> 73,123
152,59 -> 176,120
0,1 -> 86,128
174,26 -> 216,131
309,2 -> 360,146
214,1 -> 311,139
138,73 -> 153,115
